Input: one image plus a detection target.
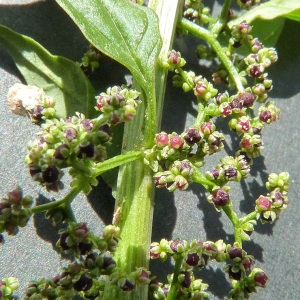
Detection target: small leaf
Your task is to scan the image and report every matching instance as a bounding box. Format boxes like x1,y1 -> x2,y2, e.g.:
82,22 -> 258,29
55,0 -> 162,93
0,25 -> 95,119
228,0 -> 300,27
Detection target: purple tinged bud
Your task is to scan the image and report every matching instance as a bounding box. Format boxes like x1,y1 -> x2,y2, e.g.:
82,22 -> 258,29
256,196 -> 272,211
73,275 -> 93,291
186,253 -> 200,266
54,144 -> 70,160
240,92 -> 255,106
228,266 -> 242,280
180,271 -> 192,288
212,189 -> 229,206
250,65 -> 263,77
170,239 -> 185,253
121,279 -> 135,291
81,119 -> 94,131
7,186 -> 23,205
228,247 -> 243,259
42,165 -> 60,183
225,166 -> 238,179
65,127 -> 78,141
184,128 -> 201,144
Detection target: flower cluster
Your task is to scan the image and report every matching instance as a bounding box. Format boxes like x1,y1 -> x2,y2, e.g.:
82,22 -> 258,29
153,160 -> 195,192
255,172 -> 289,223
237,0 -> 261,10
0,186 -> 33,238
150,238 -> 267,299
95,85 -> 140,125
80,44 -> 101,74
0,277 -> 19,300
206,154 -> 251,185
183,0 -> 212,25
26,113 -> 112,193
26,223 -> 150,299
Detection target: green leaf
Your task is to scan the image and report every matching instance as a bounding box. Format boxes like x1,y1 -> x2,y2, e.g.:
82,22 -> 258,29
55,0 -> 162,93
0,25 -> 95,119
228,0 -> 300,27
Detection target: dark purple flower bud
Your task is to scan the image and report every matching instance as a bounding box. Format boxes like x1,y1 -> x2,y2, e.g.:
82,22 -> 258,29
121,279 -> 135,291
250,65 -> 263,78
7,186 -> 23,205
228,266 -> 242,280
75,223 -> 89,238
170,239 -> 185,253
81,119 -> 94,131
73,275 -> 93,292
78,143 -> 95,158
240,92 -> 255,106
102,256 -> 116,271
225,166 -> 238,179
84,253 -> 98,269
228,247 -> 243,259
54,144 -> 70,160
184,128 -> 201,144
31,105 -> 44,124
186,253 -> 200,266
180,271 -> 192,288
29,163 -> 41,178
78,242 -> 93,255
210,169 -> 220,180
59,232 -> 71,250
230,97 -> 243,110
65,127 -> 78,141
212,189 -> 229,206
42,165 -> 60,183
270,190 -> 284,208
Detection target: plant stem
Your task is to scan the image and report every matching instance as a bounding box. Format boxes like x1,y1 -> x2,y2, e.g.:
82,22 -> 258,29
166,254 -> 184,300
26,185 -> 82,215
177,18 -> 245,92
191,168 -> 216,192
105,1 -> 184,299
94,150 -> 143,177
210,0 -> 232,35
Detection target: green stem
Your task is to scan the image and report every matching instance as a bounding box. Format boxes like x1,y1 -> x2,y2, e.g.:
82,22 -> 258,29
177,18 -> 245,92
94,150 -> 143,177
239,211 -> 257,224
27,185 -> 81,215
194,100 -> 206,127
210,0 -> 232,35
166,254 -> 184,300
222,205 -> 243,247
191,168 -> 217,192
104,1 -> 184,299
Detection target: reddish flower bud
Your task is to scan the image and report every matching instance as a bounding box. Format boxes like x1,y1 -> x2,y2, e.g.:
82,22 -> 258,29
170,134 -> 183,149
155,132 -> 169,147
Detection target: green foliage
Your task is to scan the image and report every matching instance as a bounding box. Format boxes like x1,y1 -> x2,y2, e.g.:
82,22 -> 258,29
55,0 -> 162,94
0,25 -> 95,119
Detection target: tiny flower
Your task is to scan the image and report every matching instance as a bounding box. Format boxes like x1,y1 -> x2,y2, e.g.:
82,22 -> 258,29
73,275 -> 93,292
249,64 -> 264,78
212,189 -> 230,206
155,132 -> 169,147
250,268 -> 268,287
169,133 -> 184,149
228,247 -> 243,260
120,279 -> 135,291
200,122 -> 215,135
240,92 -> 256,107
256,196 -> 272,211
184,128 -> 201,144
42,165 -> 60,183
170,239 -> 187,253
178,271 -> 192,288
185,252 -> 201,267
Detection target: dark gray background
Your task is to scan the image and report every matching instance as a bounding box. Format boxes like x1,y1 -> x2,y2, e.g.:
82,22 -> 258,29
0,1 -> 299,299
